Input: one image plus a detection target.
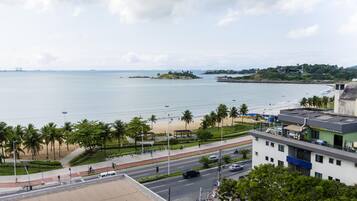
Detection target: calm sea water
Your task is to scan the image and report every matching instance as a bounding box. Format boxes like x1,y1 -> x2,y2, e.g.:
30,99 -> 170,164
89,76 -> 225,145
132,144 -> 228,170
0,71 -> 331,126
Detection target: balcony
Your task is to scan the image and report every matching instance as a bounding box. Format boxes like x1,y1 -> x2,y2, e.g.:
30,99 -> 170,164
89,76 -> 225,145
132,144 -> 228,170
286,156 -> 312,170
250,127 -> 357,163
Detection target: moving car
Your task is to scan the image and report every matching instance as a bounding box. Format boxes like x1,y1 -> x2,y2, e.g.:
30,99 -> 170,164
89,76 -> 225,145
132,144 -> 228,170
99,171 -> 117,178
208,155 -> 219,162
229,164 -> 244,172
182,170 -> 200,179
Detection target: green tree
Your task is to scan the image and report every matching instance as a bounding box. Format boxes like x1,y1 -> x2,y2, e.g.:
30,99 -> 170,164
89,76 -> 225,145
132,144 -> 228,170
217,104 -> 228,127
229,106 -> 239,126
196,130 -> 213,142
40,124 -> 51,159
56,128 -> 64,158
209,111 -> 218,127
46,122 -> 58,160
300,97 -> 308,107
239,104 -> 248,123
307,97 -> 314,107
199,156 -> 210,168
98,122 -> 112,156
322,96 -> 329,108
239,149 -> 250,159
218,178 -> 239,201
200,115 -> 210,130
0,122 -> 9,163
223,155 -> 231,164
181,110 -> 193,130
126,117 -> 150,151
148,115 -> 157,130
23,124 -> 42,160
62,122 -> 73,151
112,120 -> 126,148
5,125 -> 25,159
70,119 -> 102,151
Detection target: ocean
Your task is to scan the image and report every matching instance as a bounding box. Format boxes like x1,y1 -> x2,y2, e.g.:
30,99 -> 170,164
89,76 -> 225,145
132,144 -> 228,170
0,70 -> 331,126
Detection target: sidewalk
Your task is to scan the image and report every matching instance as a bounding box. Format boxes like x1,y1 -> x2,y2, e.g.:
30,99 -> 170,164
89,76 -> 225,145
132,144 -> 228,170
0,136 -> 252,189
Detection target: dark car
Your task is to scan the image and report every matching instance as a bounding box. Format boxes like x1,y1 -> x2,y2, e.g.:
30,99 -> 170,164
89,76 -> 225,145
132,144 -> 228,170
182,170 -> 200,179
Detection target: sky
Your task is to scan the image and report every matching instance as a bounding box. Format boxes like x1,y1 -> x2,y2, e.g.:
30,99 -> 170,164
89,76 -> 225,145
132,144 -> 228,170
0,0 -> 357,70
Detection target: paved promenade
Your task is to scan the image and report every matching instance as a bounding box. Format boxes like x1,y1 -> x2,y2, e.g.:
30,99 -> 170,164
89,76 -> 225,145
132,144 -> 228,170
0,136 -> 252,190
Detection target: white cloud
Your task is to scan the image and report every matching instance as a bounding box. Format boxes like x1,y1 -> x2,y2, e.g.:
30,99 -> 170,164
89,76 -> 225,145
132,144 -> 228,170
36,52 -> 57,65
121,52 -> 169,64
339,13 -> 357,34
276,0 -> 321,13
217,9 -> 239,26
287,24 -> 319,39
72,7 -> 83,17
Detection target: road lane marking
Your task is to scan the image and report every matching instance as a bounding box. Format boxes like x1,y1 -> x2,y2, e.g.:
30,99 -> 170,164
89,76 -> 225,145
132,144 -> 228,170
184,183 -> 194,187
202,173 -> 211,177
156,189 -> 168,194
149,184 -> 166,189
178,180 -> 185,183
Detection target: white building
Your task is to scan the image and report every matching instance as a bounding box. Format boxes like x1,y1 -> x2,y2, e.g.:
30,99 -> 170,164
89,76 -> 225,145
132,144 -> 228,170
334,82 -> 357,116
251,108 -> 357,185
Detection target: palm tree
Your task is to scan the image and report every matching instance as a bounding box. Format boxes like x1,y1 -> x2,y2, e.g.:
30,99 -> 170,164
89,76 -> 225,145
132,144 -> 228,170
99,122 -> 112,156
229,106 -> 239,126
5,125 -> 25,159
148,115 -> 157,130
322,96 -> 329,108
56,129 -> 64,158
0,122 -> 8,163
307,97 -> 313,107
23,124 -> 42,160
181,110 -> 193,130
217,104 -> 228,127
209,111 -> 218,127
239,104 -> 248,123
300,97 -> 307,107
240,149 -> 250,159
62,122 -> 73,151
126,117 -> 150,151
47,122 -> 58,160
40,125 -> 51,159
112,120 -> 126,148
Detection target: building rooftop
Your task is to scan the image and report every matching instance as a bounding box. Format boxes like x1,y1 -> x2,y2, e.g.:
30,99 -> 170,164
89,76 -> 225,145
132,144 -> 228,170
2,174 -> 164,201
278,108 -> 357,133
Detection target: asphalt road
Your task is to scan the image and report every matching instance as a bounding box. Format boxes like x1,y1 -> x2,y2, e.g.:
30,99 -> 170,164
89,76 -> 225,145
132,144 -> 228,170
144,160 -> 252,201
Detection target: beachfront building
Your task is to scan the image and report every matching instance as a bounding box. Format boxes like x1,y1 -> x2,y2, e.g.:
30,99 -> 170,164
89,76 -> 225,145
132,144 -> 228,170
251,108 -> 357,185
334,82 -> 357,116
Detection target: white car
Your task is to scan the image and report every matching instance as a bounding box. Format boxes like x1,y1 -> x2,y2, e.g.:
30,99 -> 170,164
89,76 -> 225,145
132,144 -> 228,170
99,171 -> 117,178
229,164 -> 244,172
208,155 -> 219,161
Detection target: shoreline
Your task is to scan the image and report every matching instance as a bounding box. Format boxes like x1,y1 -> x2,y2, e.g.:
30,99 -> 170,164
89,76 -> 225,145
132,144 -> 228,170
217,77 -> 336,84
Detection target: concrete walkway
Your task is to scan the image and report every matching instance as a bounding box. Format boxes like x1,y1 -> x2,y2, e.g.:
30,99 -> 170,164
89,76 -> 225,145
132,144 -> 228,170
60,147 -> 85,168
0,136 -> 252,189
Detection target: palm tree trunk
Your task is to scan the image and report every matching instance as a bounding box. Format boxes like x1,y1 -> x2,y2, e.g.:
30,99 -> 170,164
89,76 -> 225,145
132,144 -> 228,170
231,118 -> 234,126
46,144 -> 49,159
58,144 -> 61,158
118,137 -> 120,149
66,142 -> 69,151
2,146 -> 5,163
53,141 -> 56,160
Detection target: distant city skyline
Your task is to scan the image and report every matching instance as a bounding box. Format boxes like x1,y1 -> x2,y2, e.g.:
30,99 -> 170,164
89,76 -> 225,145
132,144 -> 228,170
0,0 -> 357,70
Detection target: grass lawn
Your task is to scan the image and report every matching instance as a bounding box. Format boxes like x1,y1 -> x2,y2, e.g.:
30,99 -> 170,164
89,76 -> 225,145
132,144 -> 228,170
0,161 -> 63,176
69,123 -> 255,167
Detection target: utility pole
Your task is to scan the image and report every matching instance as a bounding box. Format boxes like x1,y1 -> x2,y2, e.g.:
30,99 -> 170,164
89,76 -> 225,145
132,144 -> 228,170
167,113 -> 171,175
13,141 -> 17,183
199,187 -> 202,201
218,149 -> 222,182
168,187 -> 171,201
141,126 -> 144,155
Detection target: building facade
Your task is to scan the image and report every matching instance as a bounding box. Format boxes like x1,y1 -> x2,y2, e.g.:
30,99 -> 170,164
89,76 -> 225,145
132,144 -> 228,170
334,82 -> 357,116
251,108 -> 357,185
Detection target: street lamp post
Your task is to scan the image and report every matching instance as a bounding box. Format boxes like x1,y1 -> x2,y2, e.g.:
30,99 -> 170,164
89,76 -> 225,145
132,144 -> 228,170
13,140 -> 17,183
165,105 -> 171,175
69,168 -> 72,184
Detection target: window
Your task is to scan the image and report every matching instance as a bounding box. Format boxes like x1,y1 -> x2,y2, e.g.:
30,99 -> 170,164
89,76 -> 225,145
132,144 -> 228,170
328,176 -> 333,180
315,172 -> 322,179
315,154 -> 323,163
270,158 -> 274,162
270,142 -> 275,147
266,141 -> 269,146
278,144 -> 284,152
336,160 -> 341,166
335,178 -> 340,182
329,158 -> 334,164
278,160 -> 284,167
311,130 -> 320,139
255,151 -> 258,156
265,156 -> 269,161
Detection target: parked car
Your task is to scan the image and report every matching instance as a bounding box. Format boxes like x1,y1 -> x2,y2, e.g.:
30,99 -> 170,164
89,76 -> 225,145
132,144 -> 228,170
182,170 -> 200,179
99,171 -> 117,178
208,155 -> 219,162
229,164 -> 244,172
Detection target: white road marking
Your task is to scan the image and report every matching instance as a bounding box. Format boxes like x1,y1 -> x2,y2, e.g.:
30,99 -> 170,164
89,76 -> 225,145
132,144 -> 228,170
202,173 -> 211,177
150,184 -> 166,189
156,189 -> 168,194
178,180 -> 186,183
184,183 -> 194,187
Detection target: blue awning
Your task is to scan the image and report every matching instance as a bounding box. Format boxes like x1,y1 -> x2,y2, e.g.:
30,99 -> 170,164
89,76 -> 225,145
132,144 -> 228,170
287,156 -> 312,170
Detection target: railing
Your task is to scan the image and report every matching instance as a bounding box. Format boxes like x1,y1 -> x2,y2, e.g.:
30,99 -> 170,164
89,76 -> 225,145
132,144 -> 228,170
253,124 -> 357,154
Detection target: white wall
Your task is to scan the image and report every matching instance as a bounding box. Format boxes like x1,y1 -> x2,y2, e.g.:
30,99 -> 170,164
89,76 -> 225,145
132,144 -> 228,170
310,152 -> 357,186
252,137 -> 288,168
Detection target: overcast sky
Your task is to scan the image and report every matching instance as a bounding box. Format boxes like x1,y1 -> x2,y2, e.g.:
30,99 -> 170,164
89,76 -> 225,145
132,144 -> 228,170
0,0 -> 357,70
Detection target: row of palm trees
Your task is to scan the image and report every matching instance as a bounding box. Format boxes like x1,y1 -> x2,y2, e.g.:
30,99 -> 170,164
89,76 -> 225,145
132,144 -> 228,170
300,96 -> 334,109
200,103 -> 249,129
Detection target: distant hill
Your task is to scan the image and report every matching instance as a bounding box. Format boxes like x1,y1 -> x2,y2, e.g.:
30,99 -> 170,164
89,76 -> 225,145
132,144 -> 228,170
203,69 -> 257,74
218,64 -> 357,83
